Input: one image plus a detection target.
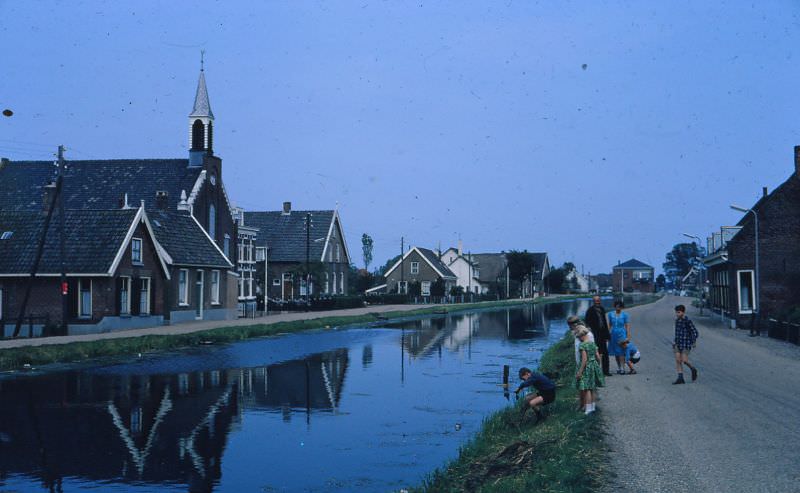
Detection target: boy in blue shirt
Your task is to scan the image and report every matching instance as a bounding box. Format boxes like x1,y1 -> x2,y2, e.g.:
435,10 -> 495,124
625,341 -> 640,374
514,367 -> 556,420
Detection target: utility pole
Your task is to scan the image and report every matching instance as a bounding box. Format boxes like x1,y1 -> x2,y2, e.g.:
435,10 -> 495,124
13,146 -> 65,337
58,146 -> 68,334
305,213 -> 311,307
400,236 -> 404,294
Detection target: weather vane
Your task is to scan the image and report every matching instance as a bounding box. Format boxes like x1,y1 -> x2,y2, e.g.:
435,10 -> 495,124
201,49 -> 205,72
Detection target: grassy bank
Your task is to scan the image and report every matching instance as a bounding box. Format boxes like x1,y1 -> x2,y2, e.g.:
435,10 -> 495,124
0,295 -> 589,372
415,333 -> 606,493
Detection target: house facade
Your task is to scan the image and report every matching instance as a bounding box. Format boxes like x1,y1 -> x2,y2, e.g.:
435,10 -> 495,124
383,247 -> 457,296
440,244 -> 483,295
703,146 -> 800,329
0,65 -> 238,332
232,207 -> 259,316
612,259 -> 655,293
244,203 -> 351,301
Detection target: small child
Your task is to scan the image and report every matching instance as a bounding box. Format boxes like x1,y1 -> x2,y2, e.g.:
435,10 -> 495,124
575,327 -> 605,414
514,367 -> 557,420
625,341 -> 640,374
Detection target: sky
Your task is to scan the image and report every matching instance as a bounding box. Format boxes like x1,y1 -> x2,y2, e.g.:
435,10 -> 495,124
2,1 -> 799,275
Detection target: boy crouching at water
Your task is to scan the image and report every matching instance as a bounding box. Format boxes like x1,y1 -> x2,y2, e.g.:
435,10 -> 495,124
514,368 -> 556,420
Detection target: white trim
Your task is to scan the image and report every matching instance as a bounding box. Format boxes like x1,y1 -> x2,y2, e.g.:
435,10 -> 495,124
319,210 -> 352,264
119,276 -> 131,315
195,270 -> 204,320
410,261 -> 419,274
107,206 -> 172,280
736,269 -> 756,314
131,237 -> 143,264
185,170 -> 207,213
108,207 -> 146,276
211,270 -> 220,305
140,277 -> 151,315
179,269 -> 189,306
190,214 -> 234,268
384,247 -> 457,280
78,278 -> 92,318
365,283 -> 387,294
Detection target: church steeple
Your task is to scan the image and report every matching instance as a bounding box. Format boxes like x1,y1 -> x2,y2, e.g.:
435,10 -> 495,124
188,51 -> 214,167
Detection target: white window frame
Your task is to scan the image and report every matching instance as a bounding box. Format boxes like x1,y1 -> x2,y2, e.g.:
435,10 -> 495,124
736,269 -> 756,314
224,234 -> 231,258
421,281 -> 431,296
332,272 -> 337,294
140,277 -> 150,315
325,272 -> 330,294
339,271 -> 344,293
78,279 -> 92,318
335,244 -> 341,262
179,269 -> 189,306
410,261 -> 419,274
131,238 -> 143,264
398,280 -> 408,294
120,276 -> 131,315
211,270 -> 220,304
209,204 -> 217,239
272,278 -> 281,286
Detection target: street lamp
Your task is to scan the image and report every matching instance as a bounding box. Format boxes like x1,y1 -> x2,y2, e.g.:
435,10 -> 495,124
682,232 -> 704,313
730,204 -> 759,332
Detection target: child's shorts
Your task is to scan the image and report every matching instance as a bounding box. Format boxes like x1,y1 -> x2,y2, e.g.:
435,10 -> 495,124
538,389 -> 556,405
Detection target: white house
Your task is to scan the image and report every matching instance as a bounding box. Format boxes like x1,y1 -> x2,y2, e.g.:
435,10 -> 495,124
440,242 -> 487,295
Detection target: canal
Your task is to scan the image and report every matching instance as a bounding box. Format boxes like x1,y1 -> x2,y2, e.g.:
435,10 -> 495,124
0,298 -> 598,492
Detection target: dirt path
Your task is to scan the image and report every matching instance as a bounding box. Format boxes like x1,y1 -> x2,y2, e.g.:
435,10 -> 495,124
599,295 -> 800,492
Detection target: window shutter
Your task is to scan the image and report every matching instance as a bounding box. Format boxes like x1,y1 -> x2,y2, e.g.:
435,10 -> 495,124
115,278 -> 122,315
131,278 -> 141,316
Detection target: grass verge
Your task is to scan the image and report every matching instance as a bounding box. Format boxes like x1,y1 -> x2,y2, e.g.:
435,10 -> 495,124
414,333 -> 606,493
0,295 -> 591,372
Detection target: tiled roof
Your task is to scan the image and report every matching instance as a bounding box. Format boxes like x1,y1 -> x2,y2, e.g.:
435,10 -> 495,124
614,258 -> 653,269
470,253 -> 508,283
417,247 -> 457,279
0,209 -> 138,274
0,159 -> 201,213
189,70 -> 214,119
243,210 -> 335,263
149,211 -> 231,268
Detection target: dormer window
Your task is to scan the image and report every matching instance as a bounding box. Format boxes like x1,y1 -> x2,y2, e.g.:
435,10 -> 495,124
131,238 -> 143,264
0,231 -> 12,240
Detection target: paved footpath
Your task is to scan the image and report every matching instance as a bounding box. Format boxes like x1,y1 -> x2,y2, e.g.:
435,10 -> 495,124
600,295 -> 800,493
0,303 -> 435,350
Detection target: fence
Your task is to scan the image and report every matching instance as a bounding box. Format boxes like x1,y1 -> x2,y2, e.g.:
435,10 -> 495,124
768,318 -> 800,345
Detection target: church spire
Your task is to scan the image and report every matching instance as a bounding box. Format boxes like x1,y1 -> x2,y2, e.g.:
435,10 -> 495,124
188,51 -> 214,166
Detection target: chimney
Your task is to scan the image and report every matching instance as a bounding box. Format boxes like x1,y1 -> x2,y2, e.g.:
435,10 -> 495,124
282,201 -> 292,215
795,145 -> 800,175
457,239 -> 463,256
762,187 -> 768,198
42,182 -> 57,214
155,190 -> 168,210
177,190 -> 191,212
0,157 -> 8,171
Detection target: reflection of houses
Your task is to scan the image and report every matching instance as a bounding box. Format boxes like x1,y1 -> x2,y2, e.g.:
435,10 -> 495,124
703,148 -> 800,329
244,203 -> 351,301
0,348 -> 349,491
612,259 -> 655,293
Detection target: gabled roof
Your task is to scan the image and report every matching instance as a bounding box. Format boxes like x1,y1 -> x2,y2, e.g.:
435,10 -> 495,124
0,159 -> 202,213
613,258 -> 653,269
470,253 -> 508,283
384,247 -> 457,280
149,211 -> 232,268
0,207 -> 169,276
244,209 -> 348,263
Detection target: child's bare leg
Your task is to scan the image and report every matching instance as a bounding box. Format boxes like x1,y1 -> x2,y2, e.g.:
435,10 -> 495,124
674,351 -> 683,373
681,353 -> 695,370
528,395 -> 544,410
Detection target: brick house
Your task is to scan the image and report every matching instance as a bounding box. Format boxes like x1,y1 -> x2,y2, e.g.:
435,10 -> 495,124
0,65 -> 238,330
0,206 -> 171,336
382,247 -> 457,296
244,203 -> 351,301
703,146 -> 800,329
612,259 -> 655,293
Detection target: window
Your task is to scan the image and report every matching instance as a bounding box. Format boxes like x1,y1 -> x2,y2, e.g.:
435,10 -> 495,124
398,280 -> 408,294
737,270 -> 755,313
119,276 -> 131,315
332,272 -> 337,294
179,269 -> 189,305
421,281 -> 431,296
325,272 -> 330,294
211,270 -> 220,304
209,204 -> 216,239
256,247 -> 266,262
272,278 -> 280,286
78,279 -> 92,318
411,261 -> 419,274
339,271 -> 344,293
0,231 -> 12,240
335,244 -> 341,262
140,278 -> 150,315
224,234 -> 230,258
131,238 -> 143,264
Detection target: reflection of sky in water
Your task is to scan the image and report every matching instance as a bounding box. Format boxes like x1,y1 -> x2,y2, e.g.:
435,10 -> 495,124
0,299 -> 601,492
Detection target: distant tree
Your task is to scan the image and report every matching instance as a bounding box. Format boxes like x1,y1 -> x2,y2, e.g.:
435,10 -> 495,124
361,233 -> 374,270
663,243 -> 702,288
656,274 -> 666,291
545,263 -> 575,294
350,265 -> 376,294
506,250 -> 536,296
377,254 -> 401,276
450,285 -> 465,297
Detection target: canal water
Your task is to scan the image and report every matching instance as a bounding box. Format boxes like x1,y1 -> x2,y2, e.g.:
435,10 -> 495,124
0,299 -> 598,492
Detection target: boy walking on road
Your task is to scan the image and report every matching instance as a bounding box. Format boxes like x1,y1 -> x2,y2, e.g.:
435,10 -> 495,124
673,304 -> 699,385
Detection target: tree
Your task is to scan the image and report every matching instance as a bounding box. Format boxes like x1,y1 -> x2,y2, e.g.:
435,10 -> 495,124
506,250 -> 536,296
656,274 -> 666,291
377,254 -> 401,276
545,263 -> 570,293
361,233 -> 374,270
663,243 -> 702,288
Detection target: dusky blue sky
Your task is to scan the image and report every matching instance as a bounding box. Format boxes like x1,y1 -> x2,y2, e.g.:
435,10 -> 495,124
1,1 -> 798,274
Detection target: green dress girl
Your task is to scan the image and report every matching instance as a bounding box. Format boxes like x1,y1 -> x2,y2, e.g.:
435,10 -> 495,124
577,340 -> 605,391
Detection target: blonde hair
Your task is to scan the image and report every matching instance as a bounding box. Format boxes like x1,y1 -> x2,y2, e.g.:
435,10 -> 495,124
575,327 -> 589,338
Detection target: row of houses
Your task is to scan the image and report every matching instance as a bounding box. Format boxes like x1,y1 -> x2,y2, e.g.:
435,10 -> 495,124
0,66 -> 351,336
701,146 -> 800,330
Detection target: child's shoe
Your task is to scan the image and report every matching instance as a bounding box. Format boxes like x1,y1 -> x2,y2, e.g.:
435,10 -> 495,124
672,375 -> 685,385
691,368 -> 698,381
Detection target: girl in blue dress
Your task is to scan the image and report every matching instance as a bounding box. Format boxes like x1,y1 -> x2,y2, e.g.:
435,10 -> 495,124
607,301 -> 631,374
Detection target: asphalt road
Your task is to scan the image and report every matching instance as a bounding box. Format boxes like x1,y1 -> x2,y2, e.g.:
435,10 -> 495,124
599,295 -> 800,493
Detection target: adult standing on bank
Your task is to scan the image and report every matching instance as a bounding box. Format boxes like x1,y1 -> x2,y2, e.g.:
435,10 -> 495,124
607,301 -> 631,375
585,295 -> 612,376
672,304 -> 699,384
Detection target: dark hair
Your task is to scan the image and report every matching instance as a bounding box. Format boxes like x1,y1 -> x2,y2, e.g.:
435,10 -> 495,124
519,367 -> 531,378
675,304 -> 686,312
614,300 -> 625,308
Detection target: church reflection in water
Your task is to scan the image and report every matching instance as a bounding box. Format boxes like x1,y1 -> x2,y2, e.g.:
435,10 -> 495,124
0,348 -> 349,492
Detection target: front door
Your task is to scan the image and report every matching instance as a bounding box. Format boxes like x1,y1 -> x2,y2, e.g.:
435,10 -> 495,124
195,270 -> 204,319
282,273 -> 293,301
